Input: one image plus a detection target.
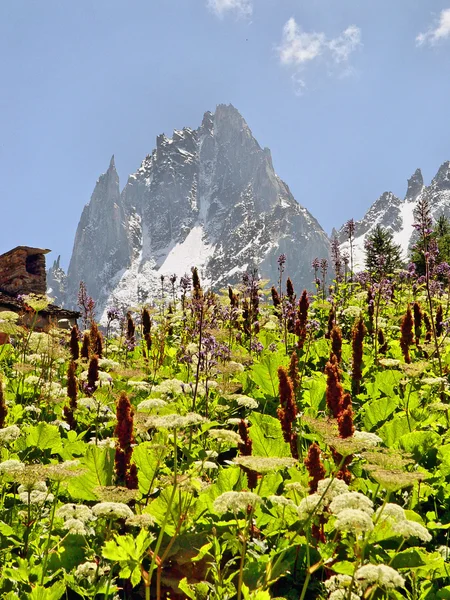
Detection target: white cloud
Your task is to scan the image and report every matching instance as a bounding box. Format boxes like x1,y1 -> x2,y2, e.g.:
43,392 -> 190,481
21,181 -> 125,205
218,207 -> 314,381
328,25 -> 362,63
279,18 -> 325,65
207,0 -> 252,18
278,18 -> 361,67
417,8 -> 450,46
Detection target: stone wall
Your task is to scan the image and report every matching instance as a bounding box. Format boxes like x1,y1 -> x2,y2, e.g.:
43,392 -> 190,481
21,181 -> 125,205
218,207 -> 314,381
0,247 -> 49,295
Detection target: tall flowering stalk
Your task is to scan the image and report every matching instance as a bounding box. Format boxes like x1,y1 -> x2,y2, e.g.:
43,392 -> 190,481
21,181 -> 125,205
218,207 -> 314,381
325,355 -> 344,418
277,367 -> 299,459
69,325 -> 79,361
142,308 -> 152,357
345,218 -> 355,276
331,236 -> 343,285
337,393 -> 354,439
289,350 -> 300,396
400,305 -> 414,364
304,442 -> 325,493
0,376 -> 7,428
413,302 -> 423,345
114,392 -> 138,489
77,281 -> 96,329
436,304 -> 444,337
351,314 -> 366,394
367,287 -> 374,336
86,355 -> 99,396
296,290 -> 309,350
89,321 -> 103,358
126,312 -> 136,352
330,326 -> 342,364
238,419 -> 257,490
325,305 -> 335,339
81,333 -> 90,360
63,360 -> 77,429
378,329 -> 388,354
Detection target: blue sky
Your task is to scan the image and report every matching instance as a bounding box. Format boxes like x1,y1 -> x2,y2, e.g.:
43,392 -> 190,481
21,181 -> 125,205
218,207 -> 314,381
1,0 -> 450,269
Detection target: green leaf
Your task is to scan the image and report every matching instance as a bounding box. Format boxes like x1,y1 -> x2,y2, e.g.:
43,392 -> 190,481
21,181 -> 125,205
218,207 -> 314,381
0,521 -> 14,536
398,431 -> 440,462
249,413 -> 290,458
390,548 -> 427,569
67,445 -> 114,501
132,442 -> 160,495
302,375 -> 326,411
148,486 -> 193,536
363,396 -> 398,430
378,414 -> 416,446
365,370 -> 403,399
250,354 -> 284,397
29,581 -> 66,600
26,423 -> 62,453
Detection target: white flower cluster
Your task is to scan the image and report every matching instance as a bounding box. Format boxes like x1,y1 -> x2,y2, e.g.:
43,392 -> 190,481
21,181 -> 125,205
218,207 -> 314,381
92,502 -> 134,520
208,429 -> 242,446
329,492 -> 374,516
234,395 -> 259,409
98,358 -> 120,371
376,503 -> 431,542
298,478 -> 350,522
127,380 -> 152,392
354,564 -> 405,590
41,381 -> 66,402
152,378 -> 186,397
146,413 -> 206,430
24,375 -> 41,386
334,508 -> 374,534
18,481 -> 53,505
0,425 -> 21,444
213,491 -> 262,514
137,398 -> 167,412
75,561 -> 105,583
352,431 -> 382,447
0,459 -> 25,475
56,503 -> 94,522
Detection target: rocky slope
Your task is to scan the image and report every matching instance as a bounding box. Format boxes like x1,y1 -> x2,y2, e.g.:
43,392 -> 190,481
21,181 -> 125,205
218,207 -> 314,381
52,104 -> 331,319
337,162 -> 450,269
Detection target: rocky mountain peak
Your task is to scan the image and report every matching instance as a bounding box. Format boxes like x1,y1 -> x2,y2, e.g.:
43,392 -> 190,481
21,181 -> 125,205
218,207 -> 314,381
406,168 -> 424,200
63,105 -> 331,319
432,161 -> 450,190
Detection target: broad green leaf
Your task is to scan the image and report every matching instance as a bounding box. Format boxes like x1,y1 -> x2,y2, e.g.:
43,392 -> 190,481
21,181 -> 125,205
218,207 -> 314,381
67,445 -> 114,501
132,441 -> 160,495
148,486 -> 195,536
26,423 -> 62,453
302,375 -> 326,411
29,581 -> 66,600
363,396 -> 398,430
0,521 -> 14,536
249,413 -> 290,458
398,431 -> 440,462
438,445 -> 450,477
365,370 -> 403,398
250,354 -> 283,397
378,414 -> 416,446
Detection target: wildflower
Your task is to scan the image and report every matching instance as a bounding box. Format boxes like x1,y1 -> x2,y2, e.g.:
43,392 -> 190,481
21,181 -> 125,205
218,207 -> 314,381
45,460 -> 84,481
436,304 -> 444,336
422,376 -> 447,386
296,290 -> 309,349
18,481 -> 53,505
268,495 -> 296,508
194,460 -> 218,470
152,378 -> 185,397
213,491 -> 262,514
375,503 -> 406,523
334,508 -> 374,534
146,413 -> 206,430
81,333 -> 90,360
329,492 -> 374,516
338,398 -> 355,439
87,355 -> 99,395
354,564 -> 405,590
297,493 -> 324,521
209,429 -> 242,445
114,392 -> 136,489
90,321 -> 103,357
233,456 -> 297,473
304,442 -> 325,493
69,325 -> 80,361
235,395 -> 258,409
94,486 -> 138,503
329,591 -> 360,600
62,518 -> 91,535
331,326 -> 343,363
277,366 -> 299,459
289,350 -> 300,394
413,302 -> 422,345
0,459 -> 25,475
324,574 -> 354,593
137,398 -> 167,411
98,358 -> 120,371
92,502 -> 134,520
325,356 -> 343,418
75,561 -> 104,582
24,405 -> 41,415
392,519 -> 432,542
24,375 -> 40,386
316,478 -> 349,502
364,466 -> 426,492
0,425 -> 20,444
0,376 -> 7,428
378,328 -> 388,354
64,360 -> 78,429
126,513 -> 155,528
400,305 -> 414,364
352,314 -> 366,394
378,358 -> 400,367
56,503 -> 94,522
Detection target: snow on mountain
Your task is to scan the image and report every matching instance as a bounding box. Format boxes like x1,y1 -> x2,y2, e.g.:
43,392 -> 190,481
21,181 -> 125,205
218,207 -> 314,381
336,164 -> 450,270
61,104 -> 331,320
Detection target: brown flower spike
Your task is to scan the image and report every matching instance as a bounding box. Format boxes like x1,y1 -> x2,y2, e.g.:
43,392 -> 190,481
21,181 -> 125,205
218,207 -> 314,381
352,314 -> 366,394
400,305 -> 414,364
114,392 -> 137,489
325,355 -> 344,418
304,442 -> 325,493
277,366 -> 299,459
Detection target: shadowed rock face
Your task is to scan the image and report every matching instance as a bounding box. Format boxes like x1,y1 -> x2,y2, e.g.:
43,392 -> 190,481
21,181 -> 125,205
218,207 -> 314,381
337,162 -> 450,270
56,105 -> 331,317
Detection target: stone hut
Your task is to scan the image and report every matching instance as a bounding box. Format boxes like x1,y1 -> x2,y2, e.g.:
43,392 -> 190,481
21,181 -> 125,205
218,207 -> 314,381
0,246 -> 80,336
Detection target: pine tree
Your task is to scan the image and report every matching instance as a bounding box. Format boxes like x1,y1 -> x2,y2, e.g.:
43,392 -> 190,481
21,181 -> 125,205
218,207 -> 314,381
365,225 -> 402,277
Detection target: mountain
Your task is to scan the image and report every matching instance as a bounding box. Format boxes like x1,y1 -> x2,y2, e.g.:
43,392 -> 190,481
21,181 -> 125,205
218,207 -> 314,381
54,105 -> 331,319
337,162 -> 450,269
